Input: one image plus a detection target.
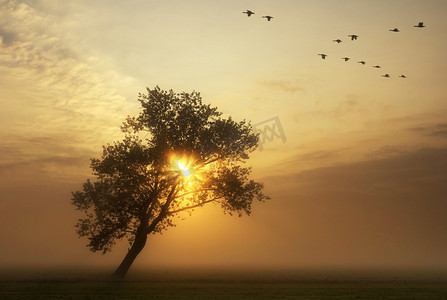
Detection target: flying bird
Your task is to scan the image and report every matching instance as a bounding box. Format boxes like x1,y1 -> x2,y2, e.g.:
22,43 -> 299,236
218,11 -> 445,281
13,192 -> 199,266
348,34 -> 358,40
358,61 -> 366,65
414,22 -> 425,28
389,28 -> 400,32
399,75 -> 407,78
372,65 -> 381,68
382,74 -> 390,78
243,10 -> 254,17
333,39 -> 342,43
262,15 -> 273,21
342,57 -> 350,61
318,54 -> 327,59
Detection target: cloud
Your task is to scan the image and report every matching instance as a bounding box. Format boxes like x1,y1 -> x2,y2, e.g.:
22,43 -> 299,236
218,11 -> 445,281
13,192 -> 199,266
270,147 -> 447,192
0,0 -> 133,171
0,154 -> 90,187
374,112 -> 445,128
365,146 -> 408,160
430,125 -> 447,137
290,94 -> 372,129
284,150 -> 341,164
260,79 -> 305,94
259,147 -> 447,267
408,123 -> 447,139
0,155 -> 85,173
0,27 -> 16,45
335,94 -> 360,114
427,123 -> 447,138
0,0 -> 130,108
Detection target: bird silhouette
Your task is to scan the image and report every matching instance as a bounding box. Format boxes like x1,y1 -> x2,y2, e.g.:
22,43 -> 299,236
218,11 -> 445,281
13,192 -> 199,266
318,54 -> 327,59
382,74 -> 390,78
414,22 -> 425,28
389,28 -> 400,32
243,10 -> 254,17
342,57 -> 350,61
262,15 -> 273,21
372,65 -> 381,68
399,75 -> 407,78
348,34 -> 358,40
358,61 -> 366,65
333,39 -> 342,43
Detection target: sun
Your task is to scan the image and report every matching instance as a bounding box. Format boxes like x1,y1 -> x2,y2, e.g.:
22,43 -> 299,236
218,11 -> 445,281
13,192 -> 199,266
174,159 -> 192,177
168,152 -> 212,186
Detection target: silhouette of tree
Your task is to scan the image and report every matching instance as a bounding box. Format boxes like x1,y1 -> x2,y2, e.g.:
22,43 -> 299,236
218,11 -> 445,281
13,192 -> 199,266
71,86 -> 269,277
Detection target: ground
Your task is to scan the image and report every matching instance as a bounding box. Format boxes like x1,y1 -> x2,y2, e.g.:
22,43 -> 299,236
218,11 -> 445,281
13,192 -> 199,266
1,269 -> 446,299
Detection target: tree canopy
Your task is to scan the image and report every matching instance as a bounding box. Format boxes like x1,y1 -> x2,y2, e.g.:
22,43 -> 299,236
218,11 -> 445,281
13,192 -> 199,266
71,86 -> 269,276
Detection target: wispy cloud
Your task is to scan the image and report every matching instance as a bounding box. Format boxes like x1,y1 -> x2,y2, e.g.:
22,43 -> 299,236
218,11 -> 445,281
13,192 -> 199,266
286,150 -> 341,163
408,123 -> 447,139
335,94 -> 360,114
260,147 -> 447,267
0,0 -> 133,171
0,155 -> 88,186
267,147 -> 447,196
260,79 -> 305,94
365,146 -> 408,160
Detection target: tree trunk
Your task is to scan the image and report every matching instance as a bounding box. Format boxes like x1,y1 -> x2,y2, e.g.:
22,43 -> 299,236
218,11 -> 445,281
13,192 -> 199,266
112,186 -> 173,278
112,230 -> 148,278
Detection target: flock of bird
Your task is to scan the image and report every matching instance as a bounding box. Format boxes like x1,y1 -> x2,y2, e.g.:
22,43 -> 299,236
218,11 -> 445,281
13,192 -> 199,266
243,9 -> 273,21
243,9 -> 427,79
318,22 -> 427,79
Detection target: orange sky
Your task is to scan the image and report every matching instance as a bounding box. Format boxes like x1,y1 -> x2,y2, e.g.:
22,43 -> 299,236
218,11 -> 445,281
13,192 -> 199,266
1,0 -> 447,271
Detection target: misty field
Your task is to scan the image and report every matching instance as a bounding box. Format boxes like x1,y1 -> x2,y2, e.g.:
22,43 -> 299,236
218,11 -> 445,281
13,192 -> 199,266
1,281 -> 447,299
1,269 -> 447,299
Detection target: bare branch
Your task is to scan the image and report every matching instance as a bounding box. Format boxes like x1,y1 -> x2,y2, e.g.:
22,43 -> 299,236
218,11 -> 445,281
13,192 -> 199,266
167,196 -> 224,215
146,177 -> 180,234
193,156 -> 220,169
175,187 -> 214,199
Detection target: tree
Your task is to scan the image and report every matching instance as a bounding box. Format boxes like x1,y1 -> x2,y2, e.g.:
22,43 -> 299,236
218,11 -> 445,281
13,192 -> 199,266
72,86 -> 269,277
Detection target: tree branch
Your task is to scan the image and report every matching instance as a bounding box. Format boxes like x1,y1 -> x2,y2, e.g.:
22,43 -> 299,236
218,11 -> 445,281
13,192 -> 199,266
193,156 -> 220,169
146,180 -> 159,215
175,187 -> 214,199
167,196 -> 224,215
145,176 -> 180,234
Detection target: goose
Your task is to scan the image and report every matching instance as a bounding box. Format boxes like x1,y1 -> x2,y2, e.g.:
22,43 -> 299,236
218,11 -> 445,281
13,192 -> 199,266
342,57 -> 350,61
243,10 -> 254,17
348,34 -> 358,40
414,22 -> 425,28
262,15 -> 273,21
333,39 -> 342,43
382,74 -> 390,78
358,61 -> 366,65
318,54 -> 327,59
389,28 -> 400,32
372,65 -> 381,68
399,75 -> 407,78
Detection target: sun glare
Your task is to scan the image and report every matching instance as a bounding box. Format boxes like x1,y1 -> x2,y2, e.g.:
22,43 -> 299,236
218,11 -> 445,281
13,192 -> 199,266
175,160 -> 192,177
168,152 -> 213,187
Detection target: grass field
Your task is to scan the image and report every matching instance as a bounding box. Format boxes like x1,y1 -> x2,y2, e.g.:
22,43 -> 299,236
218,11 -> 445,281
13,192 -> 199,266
2,281 -> 447,299
1,269 -> 446,299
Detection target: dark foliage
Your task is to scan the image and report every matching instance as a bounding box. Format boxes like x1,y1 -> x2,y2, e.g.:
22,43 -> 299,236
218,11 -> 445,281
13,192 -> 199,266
72,86 -> 268,267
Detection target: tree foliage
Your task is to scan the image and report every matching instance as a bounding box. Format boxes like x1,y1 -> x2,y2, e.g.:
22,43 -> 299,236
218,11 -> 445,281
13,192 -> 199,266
72,86 -> 269,258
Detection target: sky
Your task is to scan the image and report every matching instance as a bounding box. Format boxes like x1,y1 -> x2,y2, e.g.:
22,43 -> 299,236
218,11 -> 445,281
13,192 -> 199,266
1,0 -> 447,272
